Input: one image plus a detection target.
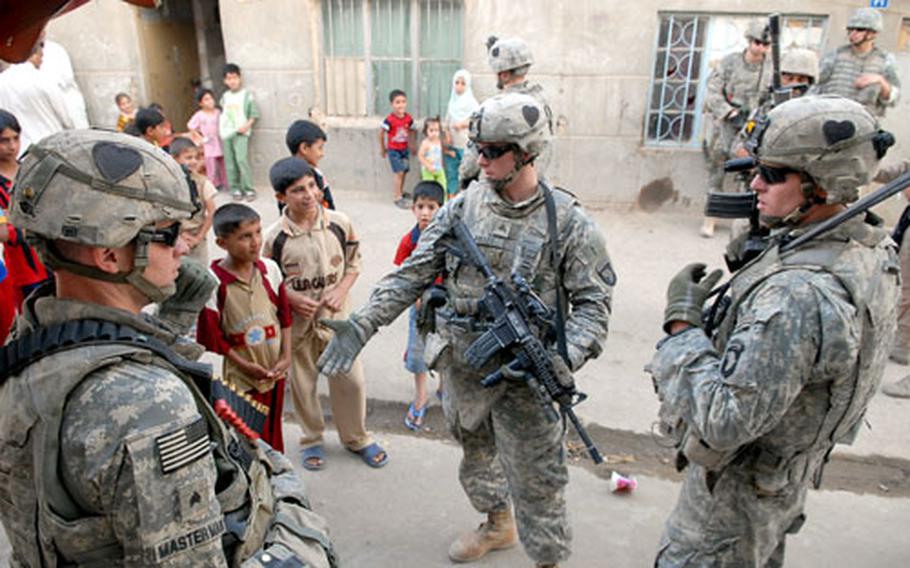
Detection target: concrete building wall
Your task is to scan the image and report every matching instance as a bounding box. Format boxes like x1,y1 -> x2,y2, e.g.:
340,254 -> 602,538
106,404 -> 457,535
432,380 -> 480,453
45,0 -> 146,129
42,0 -> 910,209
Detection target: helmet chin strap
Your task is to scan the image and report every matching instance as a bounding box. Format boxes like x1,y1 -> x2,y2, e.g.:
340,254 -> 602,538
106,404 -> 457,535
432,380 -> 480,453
760,179 -> 823,228
490,147 -> 534,193
124,233 -> 176,303
37,227 -> 176,303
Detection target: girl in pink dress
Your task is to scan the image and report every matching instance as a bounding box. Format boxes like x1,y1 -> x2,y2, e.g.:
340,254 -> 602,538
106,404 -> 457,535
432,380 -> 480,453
188,88 -> 227,189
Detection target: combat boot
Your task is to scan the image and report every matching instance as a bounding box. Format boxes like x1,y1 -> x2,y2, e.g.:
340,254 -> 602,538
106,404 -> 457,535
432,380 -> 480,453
448,508 -> 518,562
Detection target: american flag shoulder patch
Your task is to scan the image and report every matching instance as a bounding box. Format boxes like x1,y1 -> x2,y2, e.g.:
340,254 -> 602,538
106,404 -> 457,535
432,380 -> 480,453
155,418 -> 212,474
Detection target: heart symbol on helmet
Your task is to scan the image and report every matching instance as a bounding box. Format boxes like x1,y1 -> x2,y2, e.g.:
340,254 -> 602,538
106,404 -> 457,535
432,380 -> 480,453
822,120 -> 856,146
92,142 -> 143,184
522,105 -> 540,127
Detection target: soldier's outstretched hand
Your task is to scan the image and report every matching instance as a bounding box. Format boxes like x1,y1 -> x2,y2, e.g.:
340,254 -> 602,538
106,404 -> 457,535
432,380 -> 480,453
317,317 -> 370,376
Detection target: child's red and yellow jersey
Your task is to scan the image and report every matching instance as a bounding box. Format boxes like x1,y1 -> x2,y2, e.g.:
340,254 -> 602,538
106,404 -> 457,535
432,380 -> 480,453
197,258 -> 291,393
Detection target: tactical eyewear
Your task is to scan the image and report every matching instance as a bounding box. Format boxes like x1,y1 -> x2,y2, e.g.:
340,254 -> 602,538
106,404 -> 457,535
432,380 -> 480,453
757,164 -> 798,185
751,38 -> 771,47
847,27 -> 874,33
477,144 -> 513,160
148,222 -> 182,247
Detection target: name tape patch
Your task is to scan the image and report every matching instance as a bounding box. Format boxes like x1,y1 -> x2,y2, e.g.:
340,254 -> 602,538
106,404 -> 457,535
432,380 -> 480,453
145,518 -> 225,563
155,418 -> 211,474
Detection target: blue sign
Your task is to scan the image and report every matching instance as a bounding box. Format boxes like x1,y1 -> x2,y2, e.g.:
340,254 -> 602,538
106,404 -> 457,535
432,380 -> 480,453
870,0 -> 888,8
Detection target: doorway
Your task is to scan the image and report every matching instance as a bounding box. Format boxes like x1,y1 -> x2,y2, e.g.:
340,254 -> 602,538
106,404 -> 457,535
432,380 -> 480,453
135,0 -> 225,131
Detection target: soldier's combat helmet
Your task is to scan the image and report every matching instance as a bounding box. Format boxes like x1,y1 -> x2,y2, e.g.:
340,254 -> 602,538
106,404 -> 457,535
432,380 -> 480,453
468,92 -> 550,190
744,18 -> 770,43
9,129 -> 198,301
746,95 -> 894,204
487,36 -> 534,74
781,48 -> 820,83
469,92 -> 550,159
848,8 -> 883,33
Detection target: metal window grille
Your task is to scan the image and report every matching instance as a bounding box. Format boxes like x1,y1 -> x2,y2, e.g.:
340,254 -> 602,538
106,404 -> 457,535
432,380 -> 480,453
645,13 -> 827,148
321,0 -> 463,117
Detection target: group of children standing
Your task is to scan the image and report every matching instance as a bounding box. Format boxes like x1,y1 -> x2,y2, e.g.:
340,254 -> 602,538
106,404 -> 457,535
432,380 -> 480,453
18,66 -> 475,469
379,69 -> 479,208
115,62 -> 259,200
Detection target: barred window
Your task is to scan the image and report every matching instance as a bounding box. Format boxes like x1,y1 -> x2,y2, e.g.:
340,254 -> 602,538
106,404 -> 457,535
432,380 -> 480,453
322,0 -> 463,117
644,13 -> 828,147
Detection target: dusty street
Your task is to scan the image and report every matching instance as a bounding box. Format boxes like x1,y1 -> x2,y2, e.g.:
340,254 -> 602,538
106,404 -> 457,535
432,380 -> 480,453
3,183 -> 909,567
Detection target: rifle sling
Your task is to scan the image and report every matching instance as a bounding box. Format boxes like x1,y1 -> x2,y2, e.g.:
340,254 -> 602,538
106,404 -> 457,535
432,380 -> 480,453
541,182 -> 570,365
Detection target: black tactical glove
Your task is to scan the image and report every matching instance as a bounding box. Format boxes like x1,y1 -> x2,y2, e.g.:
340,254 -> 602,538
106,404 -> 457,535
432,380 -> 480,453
663,263 -> 723,334
158,257 -> 217,335
317,317 -> 374,376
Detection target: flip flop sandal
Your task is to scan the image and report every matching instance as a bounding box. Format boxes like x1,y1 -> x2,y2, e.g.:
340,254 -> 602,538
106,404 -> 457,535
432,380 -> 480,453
348,442 -> 389,468
404,401 -> 427,431
301,445 -> 326,471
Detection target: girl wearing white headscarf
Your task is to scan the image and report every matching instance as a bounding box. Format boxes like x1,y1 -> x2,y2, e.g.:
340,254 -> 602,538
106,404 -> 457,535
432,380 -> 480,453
444,69 -> 479,196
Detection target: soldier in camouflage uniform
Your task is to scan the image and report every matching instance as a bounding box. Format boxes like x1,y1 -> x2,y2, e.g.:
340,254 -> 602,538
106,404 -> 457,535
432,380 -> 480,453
458,36 -> 554,188
701,19 -> 773,238
814,8 -> 900,118
0,130 -> 335,567
649,95 -> 898,567
318,93 -> 613,567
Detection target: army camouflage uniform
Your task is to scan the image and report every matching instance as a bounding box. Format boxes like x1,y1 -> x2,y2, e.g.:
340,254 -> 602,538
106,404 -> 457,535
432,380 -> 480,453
651,96 -> 899,566
814,46 -> 900,117
650,217 -> 899,566
814,8 -> 901,117
351,178 -> 613,563
703,51 -> 772,193
0,130 -> 335,567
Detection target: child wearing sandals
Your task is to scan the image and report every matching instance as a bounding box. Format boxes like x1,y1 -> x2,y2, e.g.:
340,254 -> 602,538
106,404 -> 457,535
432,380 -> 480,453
393,180 -> 445,430
263,156 -> 389,470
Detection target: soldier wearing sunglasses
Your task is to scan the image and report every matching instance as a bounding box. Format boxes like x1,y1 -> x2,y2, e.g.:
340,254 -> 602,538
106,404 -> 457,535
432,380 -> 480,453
0,130 -> 336,567
649,95 -> 898,566
701,19 -> 774,238
815,7 -> 900,117
318,92 -> 613,568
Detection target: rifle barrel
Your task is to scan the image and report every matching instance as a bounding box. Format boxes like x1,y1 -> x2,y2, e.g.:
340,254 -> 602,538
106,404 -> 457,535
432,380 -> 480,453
782,171 -> 910,253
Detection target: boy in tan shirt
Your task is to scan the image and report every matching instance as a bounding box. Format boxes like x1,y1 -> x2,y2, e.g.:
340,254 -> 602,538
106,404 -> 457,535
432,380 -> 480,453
263,157 -> 388,470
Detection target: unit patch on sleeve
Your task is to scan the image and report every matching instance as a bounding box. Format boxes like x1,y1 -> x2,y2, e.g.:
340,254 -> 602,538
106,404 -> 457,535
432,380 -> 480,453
155,418 -> 212,474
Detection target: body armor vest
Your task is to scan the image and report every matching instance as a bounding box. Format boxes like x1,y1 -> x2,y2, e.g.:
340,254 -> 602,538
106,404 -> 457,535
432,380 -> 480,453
712,219 -> 898,487
817,46 -> 890,115
0,323 -> 260,566
443,183 -> 573,317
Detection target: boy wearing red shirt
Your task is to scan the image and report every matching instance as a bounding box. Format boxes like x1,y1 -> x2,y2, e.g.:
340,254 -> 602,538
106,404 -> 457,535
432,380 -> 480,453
379,89 -> 416,208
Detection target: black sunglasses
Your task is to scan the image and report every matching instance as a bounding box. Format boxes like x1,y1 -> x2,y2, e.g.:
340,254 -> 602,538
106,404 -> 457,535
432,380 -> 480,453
752,38 -> 771,47
757,164 -> 798,185
478,144 -> 512,160
148,222 -> 182,247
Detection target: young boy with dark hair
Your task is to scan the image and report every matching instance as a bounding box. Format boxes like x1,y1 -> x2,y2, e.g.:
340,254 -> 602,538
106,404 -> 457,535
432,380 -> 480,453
285,119 -> 335,210
197,203 -> 292,451
169,137 -> 217,265
263,156 -> 388,470
134,107 -> 169,149
220,62 -> 260,201
379,89 -> 415,208
393,180 -> 445,429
